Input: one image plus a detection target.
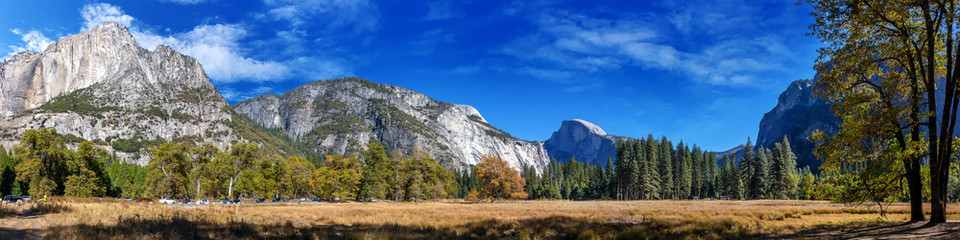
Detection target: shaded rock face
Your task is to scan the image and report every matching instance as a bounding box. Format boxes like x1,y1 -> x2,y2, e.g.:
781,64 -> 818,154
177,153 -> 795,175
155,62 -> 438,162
0,22 -> 245,164
756,79 -> 840,172
543,119 -> 619,167
233,77 -> 551,172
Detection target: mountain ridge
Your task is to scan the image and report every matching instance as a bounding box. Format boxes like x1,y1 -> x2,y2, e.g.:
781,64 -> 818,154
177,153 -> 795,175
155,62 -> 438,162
0,22 -> 300,163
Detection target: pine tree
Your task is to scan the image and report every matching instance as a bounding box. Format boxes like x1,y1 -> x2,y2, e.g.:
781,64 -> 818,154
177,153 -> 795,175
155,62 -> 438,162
740,138 -> 756,199
772,136 -> 798,199
707,153 -> 719,198
615,140 -> 636,200
680,144 -> 693,199
605,157 -> 615,199
753,147 -> 772,199
631,139 -> 643,200
690,146 -> 703,199
641,135 -> 660,199
659,136 -> 674,199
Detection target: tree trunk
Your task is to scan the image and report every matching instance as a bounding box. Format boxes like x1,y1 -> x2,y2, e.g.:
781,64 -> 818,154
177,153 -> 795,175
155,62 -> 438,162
228,177 -> 235,198
907,163 -> 925,222
931,166 -> 947,223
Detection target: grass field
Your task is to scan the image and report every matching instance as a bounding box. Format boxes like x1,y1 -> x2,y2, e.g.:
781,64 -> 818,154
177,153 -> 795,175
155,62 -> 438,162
2,199 -> 959,239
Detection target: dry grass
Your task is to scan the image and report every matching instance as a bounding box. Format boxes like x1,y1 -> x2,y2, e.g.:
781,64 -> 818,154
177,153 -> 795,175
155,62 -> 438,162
16,199 -> 960,239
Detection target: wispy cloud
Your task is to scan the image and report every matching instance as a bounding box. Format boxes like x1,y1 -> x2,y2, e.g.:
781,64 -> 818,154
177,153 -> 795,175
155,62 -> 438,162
77,3 -> 348,83
220,86 -> 275,102
424,0 -> 463,21
157,0 -> 207,4
261,0 -> 378,32
81,3 -> 135,31
4,29 -> 52,59
500,3 -> 800,87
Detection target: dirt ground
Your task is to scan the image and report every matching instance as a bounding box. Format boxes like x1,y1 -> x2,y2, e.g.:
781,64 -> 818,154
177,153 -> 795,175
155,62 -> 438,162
0,204 -> 44,240
3,199 -> 960,239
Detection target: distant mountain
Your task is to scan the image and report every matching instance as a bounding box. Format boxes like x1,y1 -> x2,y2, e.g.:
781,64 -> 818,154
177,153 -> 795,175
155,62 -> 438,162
715,144 -> 746,161
756,79 -> 840,172
0,22 -> 298,163
232,77 -> 551,172
542,119 -> 627,167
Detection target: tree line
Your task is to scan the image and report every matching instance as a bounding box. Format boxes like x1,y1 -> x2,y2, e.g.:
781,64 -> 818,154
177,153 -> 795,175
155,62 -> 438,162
452,134 -> 811,201
1,128 -> 463,201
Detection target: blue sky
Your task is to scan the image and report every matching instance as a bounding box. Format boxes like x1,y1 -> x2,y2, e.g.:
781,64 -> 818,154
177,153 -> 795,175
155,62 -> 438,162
0,0 -> 820,152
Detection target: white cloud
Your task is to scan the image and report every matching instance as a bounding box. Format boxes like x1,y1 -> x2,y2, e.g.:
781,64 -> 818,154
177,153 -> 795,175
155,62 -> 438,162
220,85 -> 275,102
263,0 -> 378,31
158,0 -> 207,4
76,3 -> 344,83
502,10 -> 790,86
5,29 -> 53,59
81,3 -> 135,31
424,0 -> 463,21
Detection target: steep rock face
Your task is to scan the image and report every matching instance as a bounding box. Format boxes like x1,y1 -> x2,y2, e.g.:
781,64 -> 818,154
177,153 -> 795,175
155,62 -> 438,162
0,22 -> 282,164
233,77 -> 551,172
542,119 -> 620,167
756,79 -> 839,171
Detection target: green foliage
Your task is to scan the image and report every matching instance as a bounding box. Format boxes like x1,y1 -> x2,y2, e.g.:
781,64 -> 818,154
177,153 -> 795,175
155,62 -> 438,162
11,129 -> 113,197
15,128 -> 72,196
145,107 -> 169,120
358,142 -> 395,200
771,136 -> 798,199
311,155 -> 362,200
111,139 -> 143,153
222,110 -> 305,158
38,86 -> 119,118
145,142 -> 192,198
468,115 -> 516,140
107,157 -> 146,198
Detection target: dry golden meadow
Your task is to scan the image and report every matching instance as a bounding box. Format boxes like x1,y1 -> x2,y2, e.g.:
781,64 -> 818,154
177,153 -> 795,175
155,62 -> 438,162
0,198 -> 958,239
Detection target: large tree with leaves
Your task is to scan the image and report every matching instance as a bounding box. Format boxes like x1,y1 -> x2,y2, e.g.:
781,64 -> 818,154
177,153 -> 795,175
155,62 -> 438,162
14,128 -> 71,197
475,155 -> 527,200
805,0 -> 960,223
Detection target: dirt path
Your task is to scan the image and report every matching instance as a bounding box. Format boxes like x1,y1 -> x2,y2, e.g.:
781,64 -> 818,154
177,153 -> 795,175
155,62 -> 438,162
769,220 -> 960,239
0,206 -> 46,240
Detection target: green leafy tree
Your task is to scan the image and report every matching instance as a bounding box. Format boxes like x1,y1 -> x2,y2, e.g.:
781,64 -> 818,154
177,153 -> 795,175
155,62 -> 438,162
284,156 -> 314,199
358,142 -> 395,200
802,0 -> 960,222
225,143 -> 259,198
15,128 -> 71,197
106,157 -> 146,198
189,143 -> 219,199
145,142 -> 192,198
312,155 -> 363,200
64,141 -> 110,197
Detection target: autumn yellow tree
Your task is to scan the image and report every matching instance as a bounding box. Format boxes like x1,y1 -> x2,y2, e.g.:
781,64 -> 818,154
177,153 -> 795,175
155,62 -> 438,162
311,155 -> 362,200
804,0 -> 960,223
475,155 -> 527,200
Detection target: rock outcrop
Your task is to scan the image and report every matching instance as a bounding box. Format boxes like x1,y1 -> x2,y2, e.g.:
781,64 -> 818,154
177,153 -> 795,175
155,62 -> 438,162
233,77 -> 551,172
0,22 -> 289,164
542,119 -> 622,167
756,79 -> 839,171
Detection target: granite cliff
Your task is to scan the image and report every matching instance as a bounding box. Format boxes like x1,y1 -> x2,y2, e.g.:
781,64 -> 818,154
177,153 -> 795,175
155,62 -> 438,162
0,22 -> 295,163
233,78 -> 551,172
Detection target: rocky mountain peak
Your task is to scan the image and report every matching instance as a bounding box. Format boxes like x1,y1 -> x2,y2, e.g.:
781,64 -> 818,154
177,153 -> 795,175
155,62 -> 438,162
757,78 -> 838,172
543,119 -> 618,167
0,22 -> 281,164
563,119 -> 608,138
234,76 -> 551,172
